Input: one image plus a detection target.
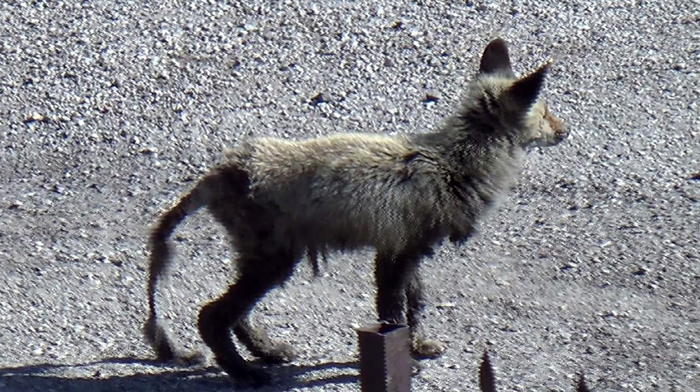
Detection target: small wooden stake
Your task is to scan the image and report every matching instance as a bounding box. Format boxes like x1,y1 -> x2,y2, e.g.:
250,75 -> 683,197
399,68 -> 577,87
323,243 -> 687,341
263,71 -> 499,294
357,322 -> 412,392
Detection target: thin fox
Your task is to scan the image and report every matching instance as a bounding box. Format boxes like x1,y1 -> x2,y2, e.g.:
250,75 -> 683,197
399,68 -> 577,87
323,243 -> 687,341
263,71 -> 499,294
144,38 -> 568,387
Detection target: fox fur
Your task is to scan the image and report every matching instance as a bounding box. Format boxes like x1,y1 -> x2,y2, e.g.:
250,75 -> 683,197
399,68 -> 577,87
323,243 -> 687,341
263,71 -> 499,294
143,38 -> 568,387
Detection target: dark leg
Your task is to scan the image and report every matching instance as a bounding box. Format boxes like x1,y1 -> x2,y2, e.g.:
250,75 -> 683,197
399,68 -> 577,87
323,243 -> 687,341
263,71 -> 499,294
405,270 -> 424,333
406,272 -> 445,358
374,251 -> 418,325
197,251 -> 297,388
233,316 -> 296,364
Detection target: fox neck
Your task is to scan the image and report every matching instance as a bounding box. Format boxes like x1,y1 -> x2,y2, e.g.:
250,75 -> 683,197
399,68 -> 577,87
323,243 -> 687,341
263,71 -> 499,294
409,126 -> 525,195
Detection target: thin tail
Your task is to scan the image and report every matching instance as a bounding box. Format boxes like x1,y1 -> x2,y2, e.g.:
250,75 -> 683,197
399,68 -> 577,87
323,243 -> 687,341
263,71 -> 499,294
144,185 -> 204,361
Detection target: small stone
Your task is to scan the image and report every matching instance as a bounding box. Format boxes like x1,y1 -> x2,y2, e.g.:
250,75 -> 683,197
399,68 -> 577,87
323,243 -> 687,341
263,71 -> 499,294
560,262 -> 578,271
309,92 -> 332,106
633,267 -> 648,276
139,146 -> 158,155
423,93 -> 439,103
23,113 -> 46,124
672,63 -> 686,71
110,257 -> 124,267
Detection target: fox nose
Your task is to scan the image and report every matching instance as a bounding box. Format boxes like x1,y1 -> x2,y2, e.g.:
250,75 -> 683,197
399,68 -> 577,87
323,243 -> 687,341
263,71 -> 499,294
555,125 -> 569,141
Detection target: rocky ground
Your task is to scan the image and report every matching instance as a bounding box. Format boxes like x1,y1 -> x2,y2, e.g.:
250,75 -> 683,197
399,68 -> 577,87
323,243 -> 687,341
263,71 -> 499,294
0,0 -> 698,391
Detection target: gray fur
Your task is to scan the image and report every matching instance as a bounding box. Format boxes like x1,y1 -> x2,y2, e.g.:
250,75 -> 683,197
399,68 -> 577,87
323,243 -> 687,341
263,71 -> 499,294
143,37 -> 568,387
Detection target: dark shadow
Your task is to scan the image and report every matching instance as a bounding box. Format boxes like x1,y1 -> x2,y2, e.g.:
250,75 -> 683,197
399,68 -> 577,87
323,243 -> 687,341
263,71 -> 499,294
0,356 -> 360,392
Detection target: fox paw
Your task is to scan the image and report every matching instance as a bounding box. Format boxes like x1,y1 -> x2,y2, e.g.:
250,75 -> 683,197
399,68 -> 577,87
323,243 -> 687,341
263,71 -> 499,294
173,350 -> 207,367
412,337 -> 446,359
259,342 -> 296,364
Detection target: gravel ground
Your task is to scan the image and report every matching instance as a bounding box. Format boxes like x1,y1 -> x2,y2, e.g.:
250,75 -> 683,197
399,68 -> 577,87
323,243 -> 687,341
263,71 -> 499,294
1,1 -> 698,391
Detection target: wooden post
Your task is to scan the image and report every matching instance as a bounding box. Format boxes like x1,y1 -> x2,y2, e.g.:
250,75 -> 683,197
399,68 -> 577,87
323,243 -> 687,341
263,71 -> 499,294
357,322 -> 412,392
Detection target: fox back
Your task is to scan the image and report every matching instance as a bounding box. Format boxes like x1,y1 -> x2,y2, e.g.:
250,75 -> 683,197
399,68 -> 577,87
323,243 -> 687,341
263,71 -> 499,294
216,38 -> 567,257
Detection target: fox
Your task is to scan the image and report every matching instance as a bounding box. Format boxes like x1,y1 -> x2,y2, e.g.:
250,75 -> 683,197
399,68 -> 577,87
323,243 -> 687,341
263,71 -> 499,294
143,37 -> 568,388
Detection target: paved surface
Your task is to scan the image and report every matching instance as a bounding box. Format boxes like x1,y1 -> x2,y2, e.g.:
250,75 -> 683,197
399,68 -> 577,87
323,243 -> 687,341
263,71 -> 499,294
1,1 -> 698,391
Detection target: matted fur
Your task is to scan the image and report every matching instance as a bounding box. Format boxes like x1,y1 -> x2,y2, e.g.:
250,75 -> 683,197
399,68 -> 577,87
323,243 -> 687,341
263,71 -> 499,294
144,38 -> 568,387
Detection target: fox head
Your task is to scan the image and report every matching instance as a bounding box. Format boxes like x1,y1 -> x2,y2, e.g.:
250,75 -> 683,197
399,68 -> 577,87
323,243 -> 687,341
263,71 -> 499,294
465,38 -> 568,148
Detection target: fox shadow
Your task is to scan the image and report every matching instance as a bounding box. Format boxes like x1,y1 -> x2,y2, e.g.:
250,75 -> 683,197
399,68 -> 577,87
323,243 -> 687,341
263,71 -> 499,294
0,357 -> 359,392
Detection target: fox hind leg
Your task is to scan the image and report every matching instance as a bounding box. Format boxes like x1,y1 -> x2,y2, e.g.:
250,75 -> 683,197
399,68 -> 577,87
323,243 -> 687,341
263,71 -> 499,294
234,316 -> 296,364
197,250 -> 297,387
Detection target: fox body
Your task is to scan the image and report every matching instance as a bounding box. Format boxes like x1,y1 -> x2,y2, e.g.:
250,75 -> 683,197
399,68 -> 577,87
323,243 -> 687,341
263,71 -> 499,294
144,38 -> 567,387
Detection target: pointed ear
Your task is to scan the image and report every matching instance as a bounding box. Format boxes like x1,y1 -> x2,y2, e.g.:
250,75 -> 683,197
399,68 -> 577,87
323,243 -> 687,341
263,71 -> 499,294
479,38 -> 515,78
506,62 -> 550,110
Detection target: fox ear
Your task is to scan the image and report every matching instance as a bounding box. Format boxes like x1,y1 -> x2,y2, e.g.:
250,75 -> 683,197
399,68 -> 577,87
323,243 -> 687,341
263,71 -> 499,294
506,62 -> 550,110
479,38 -> 515,78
